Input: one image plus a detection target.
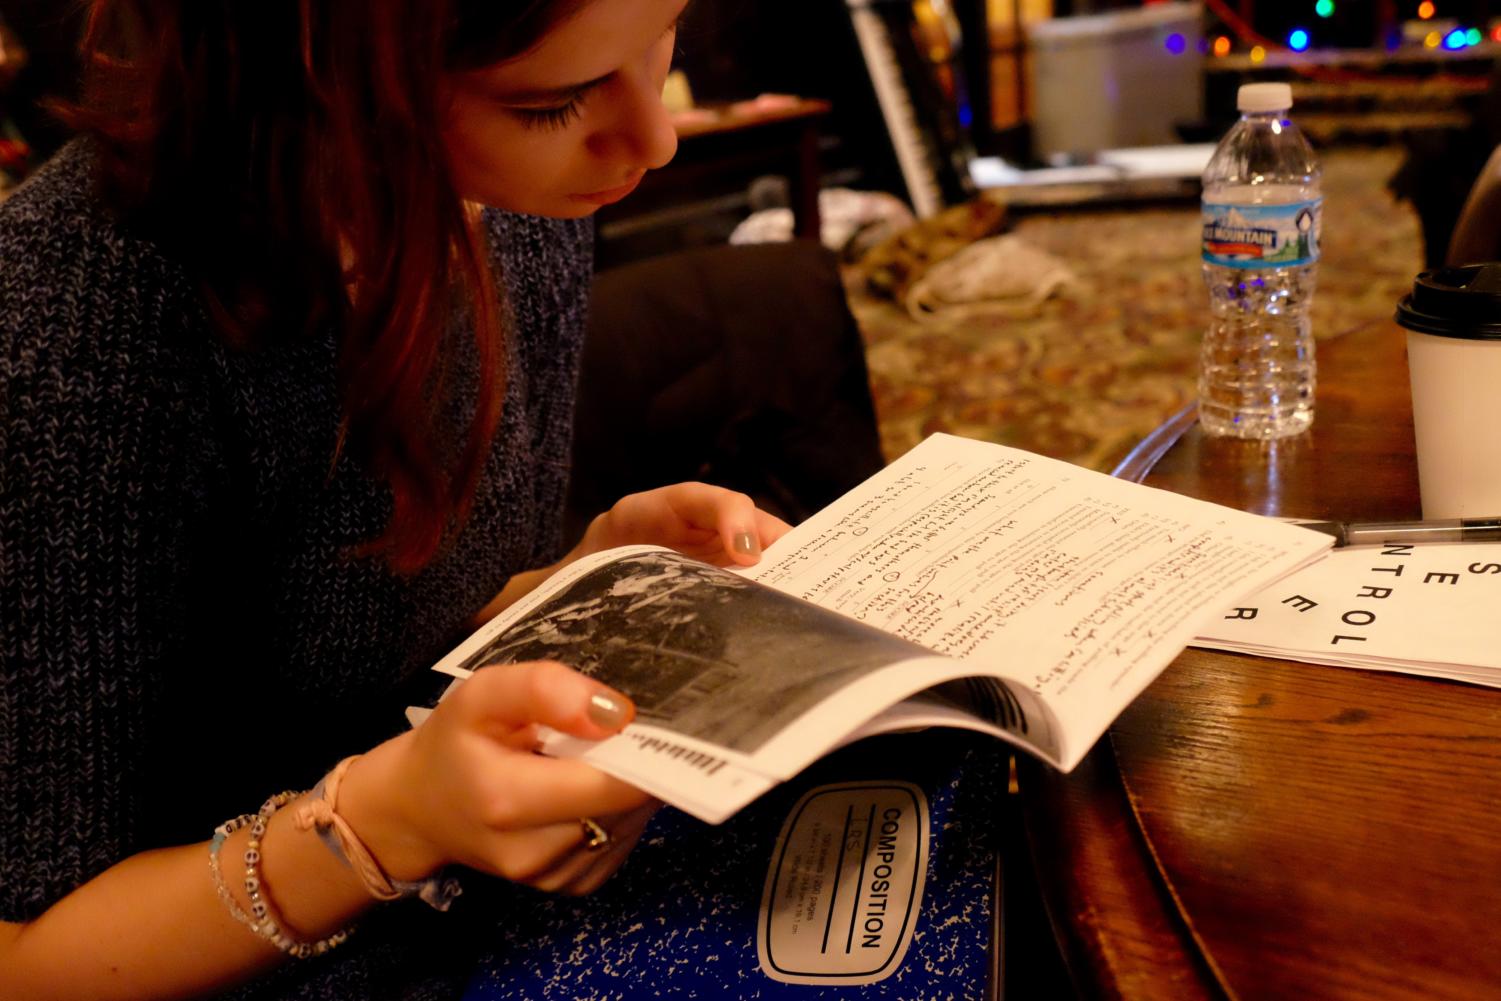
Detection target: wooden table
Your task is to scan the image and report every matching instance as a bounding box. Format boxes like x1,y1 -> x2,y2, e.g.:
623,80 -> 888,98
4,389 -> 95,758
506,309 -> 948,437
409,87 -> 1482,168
1019,320 -> 1501,1000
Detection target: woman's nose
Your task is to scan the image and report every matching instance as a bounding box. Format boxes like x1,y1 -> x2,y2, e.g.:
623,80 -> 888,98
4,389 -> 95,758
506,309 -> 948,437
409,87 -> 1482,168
589,69 -> 678,170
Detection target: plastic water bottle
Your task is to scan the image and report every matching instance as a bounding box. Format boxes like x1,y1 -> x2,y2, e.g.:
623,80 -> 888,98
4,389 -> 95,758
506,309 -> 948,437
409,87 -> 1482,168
1198,82 -> 1321,438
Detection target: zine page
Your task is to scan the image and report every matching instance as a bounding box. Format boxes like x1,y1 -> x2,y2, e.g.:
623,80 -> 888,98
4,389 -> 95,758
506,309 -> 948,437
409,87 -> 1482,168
1194,540 -> 1501,687
428,545 -> 993,823
743,433 -> 1333,770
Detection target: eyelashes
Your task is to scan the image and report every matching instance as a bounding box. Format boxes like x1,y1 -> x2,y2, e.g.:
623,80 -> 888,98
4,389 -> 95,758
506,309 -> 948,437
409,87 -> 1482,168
511,12 -> 684,133
515,98 -> 584,132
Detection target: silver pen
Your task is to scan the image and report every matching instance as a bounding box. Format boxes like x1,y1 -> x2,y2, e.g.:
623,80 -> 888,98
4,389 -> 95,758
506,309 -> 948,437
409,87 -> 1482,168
1296,517 -> 1501,548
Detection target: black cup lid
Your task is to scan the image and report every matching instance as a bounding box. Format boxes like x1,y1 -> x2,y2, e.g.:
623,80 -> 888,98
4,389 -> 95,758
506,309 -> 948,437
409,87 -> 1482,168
1396,262 -> 1501,339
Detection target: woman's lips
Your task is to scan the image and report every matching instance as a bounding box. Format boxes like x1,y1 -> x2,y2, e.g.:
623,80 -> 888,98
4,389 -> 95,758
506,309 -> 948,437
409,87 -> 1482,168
573,173 -> 645,206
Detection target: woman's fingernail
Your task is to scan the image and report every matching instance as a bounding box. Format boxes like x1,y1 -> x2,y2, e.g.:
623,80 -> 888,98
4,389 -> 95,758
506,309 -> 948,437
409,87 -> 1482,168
733,531 -> 759,556
589,691 -> 631,731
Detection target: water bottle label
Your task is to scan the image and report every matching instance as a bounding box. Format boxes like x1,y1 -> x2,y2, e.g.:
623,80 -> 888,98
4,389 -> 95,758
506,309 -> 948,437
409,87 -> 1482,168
1201,198 -> 1321,268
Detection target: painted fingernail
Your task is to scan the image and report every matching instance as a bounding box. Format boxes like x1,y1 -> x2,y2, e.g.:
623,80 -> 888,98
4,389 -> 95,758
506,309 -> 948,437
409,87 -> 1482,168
733,531 -> 759,556
589,691 -> 631,731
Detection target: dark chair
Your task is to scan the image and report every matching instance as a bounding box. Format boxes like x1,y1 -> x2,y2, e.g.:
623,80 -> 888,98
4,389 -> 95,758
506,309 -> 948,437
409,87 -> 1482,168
567,240 -> 886,543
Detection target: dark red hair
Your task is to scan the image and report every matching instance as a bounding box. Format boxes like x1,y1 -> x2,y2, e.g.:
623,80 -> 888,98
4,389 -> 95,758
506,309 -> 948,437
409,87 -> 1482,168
65,0 -> 585,572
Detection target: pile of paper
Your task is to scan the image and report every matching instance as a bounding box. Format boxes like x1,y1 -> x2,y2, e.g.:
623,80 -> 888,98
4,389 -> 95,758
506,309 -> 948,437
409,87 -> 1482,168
1193,541 -> 1501,688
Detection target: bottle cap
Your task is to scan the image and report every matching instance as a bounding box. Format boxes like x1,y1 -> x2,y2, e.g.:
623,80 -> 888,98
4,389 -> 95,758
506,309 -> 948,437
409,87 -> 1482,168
1238,82 -> 1293,113
1396,263 -> 1501,341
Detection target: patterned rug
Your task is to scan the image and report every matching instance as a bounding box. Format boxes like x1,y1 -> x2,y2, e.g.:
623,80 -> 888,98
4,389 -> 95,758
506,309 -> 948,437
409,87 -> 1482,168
848,147 -> 1424,473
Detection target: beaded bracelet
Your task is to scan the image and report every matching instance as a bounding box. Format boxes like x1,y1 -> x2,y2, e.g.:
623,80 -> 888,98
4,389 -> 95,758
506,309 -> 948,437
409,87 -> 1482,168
208,813 -> 260,936
208,790 -> 356,959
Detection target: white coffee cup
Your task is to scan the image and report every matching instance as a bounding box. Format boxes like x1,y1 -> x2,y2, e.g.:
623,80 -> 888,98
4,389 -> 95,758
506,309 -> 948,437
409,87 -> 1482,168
1397,264 -> 1501,518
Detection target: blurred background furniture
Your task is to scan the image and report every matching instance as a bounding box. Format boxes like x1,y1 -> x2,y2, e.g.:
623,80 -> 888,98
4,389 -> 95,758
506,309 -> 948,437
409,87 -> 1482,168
594,97 -> 830,268
1026,3 -> 1204,158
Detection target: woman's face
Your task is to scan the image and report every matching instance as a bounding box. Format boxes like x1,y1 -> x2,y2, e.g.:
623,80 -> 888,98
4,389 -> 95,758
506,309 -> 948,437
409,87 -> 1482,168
443,0 -> 687,216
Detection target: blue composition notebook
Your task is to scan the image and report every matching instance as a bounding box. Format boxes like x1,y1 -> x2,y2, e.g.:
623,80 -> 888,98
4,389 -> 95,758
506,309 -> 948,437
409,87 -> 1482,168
462,731 -> 1007,1000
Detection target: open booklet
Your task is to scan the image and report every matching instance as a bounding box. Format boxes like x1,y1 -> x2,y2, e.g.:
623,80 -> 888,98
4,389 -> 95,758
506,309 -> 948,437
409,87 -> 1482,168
422,433 -> 1331,824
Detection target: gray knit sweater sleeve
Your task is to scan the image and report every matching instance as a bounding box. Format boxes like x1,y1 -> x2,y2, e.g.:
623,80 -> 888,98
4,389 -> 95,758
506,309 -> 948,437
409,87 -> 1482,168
0,143 -> 594,1000
0,146 -> 226,918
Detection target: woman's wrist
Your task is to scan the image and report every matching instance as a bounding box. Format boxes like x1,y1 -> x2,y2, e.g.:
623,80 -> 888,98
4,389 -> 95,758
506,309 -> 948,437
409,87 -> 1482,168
330,733 -> 445,883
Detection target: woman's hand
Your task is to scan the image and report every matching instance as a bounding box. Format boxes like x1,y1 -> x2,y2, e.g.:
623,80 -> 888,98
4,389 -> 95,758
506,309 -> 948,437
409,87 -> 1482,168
338,660 -> 656,896
470,483 -> 792,630
577,482 -> 793,567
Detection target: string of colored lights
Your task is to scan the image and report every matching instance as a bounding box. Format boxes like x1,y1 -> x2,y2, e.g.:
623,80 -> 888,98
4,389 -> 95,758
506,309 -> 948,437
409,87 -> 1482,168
1196,0 -> 1496,86
1200,0 -> 1273,52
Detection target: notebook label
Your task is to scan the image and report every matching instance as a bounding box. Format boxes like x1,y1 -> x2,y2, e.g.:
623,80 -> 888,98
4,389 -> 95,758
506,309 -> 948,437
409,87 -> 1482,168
756,782 -> 929,985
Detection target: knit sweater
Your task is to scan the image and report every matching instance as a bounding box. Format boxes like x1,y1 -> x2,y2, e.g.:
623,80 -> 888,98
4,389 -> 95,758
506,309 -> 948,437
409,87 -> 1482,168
0,142 -> 594,999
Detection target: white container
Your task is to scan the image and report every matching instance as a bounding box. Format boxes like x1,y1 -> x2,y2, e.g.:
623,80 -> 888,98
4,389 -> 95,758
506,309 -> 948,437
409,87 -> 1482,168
1405,330 -> 1501,517
1027,2 -> 1204,158
1396,264 -> 1501,518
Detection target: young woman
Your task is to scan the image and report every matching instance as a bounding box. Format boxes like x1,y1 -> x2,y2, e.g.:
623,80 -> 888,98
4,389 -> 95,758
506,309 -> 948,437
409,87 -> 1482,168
0,0 -> 789,997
